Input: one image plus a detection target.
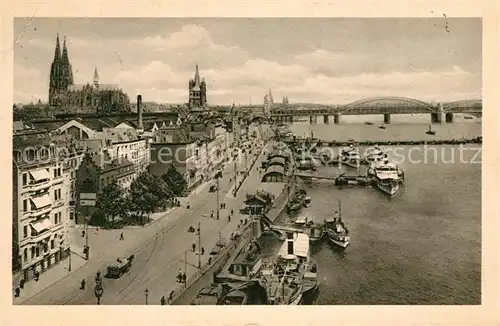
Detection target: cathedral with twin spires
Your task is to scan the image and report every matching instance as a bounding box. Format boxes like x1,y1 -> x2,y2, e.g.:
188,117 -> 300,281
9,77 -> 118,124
48,34 -> 131,114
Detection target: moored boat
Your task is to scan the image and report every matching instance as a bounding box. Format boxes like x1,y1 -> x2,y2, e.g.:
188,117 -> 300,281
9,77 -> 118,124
287,189 -> 307,213
304,196 -> 312,207
258,233 -> 311,305
324,200 -> 350,248
338,145 -> 361,168
362,145 -> 386,165
368,159 -> 404,196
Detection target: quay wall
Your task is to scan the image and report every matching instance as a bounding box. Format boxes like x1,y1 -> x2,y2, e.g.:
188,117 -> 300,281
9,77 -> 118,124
171,224 -> 253,305
283,137 -> 482,148
170,176 -> 295,304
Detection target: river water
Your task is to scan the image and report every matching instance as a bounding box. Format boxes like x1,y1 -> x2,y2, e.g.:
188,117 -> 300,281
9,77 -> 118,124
261,115 -> 482,305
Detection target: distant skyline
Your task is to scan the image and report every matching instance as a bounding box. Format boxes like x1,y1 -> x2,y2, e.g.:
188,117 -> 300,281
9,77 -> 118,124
14,18 -> 481,105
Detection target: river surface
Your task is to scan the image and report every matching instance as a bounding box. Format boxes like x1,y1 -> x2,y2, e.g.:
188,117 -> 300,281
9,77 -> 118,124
261,117 -> 482,305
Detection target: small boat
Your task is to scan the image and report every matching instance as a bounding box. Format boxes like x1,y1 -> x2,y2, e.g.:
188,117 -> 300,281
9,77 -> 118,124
324,200 -> 350,248
304,224 -> 324,243
304,196 -> 312,207
339,147 -> 361,168
287,189 -> 307,213
378,125 -> 386,129
464,116 -> 474,120
364,121 -> 373,125
191,284 -> 226,305
220,290 -> 248,305
294,215 -> 308,227
362,145 -> 386,165
426,124 -> 436,135
303,259 -> 319,294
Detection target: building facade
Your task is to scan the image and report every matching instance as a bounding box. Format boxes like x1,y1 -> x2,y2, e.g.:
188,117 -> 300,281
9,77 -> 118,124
12,131 -> 71,279
48,34 -> 131,114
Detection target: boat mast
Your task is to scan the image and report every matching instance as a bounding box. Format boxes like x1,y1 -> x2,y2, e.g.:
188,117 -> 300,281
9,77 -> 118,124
339,199 -> 342,218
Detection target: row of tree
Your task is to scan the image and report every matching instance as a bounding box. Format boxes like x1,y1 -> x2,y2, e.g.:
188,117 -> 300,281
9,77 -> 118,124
92,165 -> 188,227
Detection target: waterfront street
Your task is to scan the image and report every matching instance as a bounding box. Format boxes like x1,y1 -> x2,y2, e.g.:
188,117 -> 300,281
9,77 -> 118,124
20,136 -> 271,305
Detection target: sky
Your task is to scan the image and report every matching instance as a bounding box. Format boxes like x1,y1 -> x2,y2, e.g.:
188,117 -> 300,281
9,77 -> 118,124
14,18 -> 482,105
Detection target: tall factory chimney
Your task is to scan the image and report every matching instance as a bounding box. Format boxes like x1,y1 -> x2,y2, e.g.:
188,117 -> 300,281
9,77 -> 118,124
137,94 -> 143,130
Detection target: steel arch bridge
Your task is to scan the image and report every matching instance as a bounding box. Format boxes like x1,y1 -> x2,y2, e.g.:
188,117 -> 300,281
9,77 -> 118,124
338,96 -> 435,115
271,96 -> 482,116
442,99 -> 482,113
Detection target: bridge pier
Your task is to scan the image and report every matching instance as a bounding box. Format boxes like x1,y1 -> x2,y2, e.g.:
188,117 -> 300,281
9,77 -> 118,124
431,102 -> 445,123
383,113 -> 391,124
323,115 -> 329,124
445,112 -> 454,123
334,113 -> 340,124
309,116 -> 317,124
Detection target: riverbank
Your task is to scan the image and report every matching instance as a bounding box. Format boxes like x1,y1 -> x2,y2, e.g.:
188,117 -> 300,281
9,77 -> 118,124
283,136 -> 482,148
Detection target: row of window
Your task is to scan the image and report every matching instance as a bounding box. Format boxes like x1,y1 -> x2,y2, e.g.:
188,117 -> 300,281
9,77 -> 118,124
22,212 -> 62,239
21,167 -> 62,187
22,235 -> 62,264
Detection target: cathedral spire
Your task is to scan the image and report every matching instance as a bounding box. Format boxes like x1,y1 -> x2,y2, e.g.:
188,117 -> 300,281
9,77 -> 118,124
61,36 -> 69,62
93,65 -> 99,88
53,33 -> 61,62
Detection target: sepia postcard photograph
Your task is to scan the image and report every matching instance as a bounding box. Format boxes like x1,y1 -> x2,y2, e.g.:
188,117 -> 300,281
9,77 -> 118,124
1,1 -> 499,326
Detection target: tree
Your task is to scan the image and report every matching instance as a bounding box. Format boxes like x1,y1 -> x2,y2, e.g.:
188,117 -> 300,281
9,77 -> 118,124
127,174 -> 157,224
161,165 -> 188,197
97,180 -> 125,223
126,172 -> 173,224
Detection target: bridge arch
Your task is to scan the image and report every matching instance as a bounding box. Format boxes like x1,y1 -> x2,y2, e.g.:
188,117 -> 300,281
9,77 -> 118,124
339,96 -> 435,114
442,99 -> 482,112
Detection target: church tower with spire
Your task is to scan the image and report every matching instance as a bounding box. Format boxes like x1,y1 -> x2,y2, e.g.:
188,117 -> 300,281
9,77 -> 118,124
93,65 -> 99,89
188,64 -> 207,112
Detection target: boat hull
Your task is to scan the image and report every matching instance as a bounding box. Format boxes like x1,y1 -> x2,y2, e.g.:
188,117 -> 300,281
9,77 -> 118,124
327,236 -> 350,248
376,180 -> 400,196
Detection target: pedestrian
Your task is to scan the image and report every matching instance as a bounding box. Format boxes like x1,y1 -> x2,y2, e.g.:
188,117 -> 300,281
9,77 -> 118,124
160,295 -> 166,305
14,287 -> 20,298
81,278 -> 86,290
192,243 -> 196,252
34,270 -> 40,282
201,247 -> 205,255
228,214 -> 231,222
182,273 -> 187,284
19,278 -> 25,289
177,269 -> 182,283
81,230 -> 85,237
119,232 -> 124,240
169,290 -> 174,302
208,257 -> 212,265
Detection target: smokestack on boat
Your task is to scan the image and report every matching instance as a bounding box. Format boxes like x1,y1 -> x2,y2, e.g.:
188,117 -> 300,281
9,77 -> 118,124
137,94 -> 143,130
286,232 -> 294,255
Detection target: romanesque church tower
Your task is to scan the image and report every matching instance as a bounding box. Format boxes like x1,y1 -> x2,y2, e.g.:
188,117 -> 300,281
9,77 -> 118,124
188,64 -> 207,111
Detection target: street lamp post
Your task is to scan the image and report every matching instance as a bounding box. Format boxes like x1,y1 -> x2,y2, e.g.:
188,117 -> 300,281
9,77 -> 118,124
197,220 -> 201,268
233,152 -> 238,197
68,246 -> 72,271
145,289 -> 149,305
215,172 -> 220,220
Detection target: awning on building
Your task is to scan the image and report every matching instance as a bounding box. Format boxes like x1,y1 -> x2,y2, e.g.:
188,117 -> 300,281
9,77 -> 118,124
29,169 -> 51,182
30,194 -> 52,209
30,218 -> 52,233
